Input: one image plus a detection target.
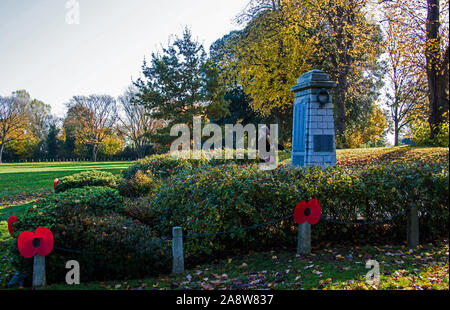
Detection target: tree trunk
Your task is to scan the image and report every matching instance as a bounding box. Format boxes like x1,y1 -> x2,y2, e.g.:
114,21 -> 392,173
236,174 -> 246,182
0,143 -> 4,163
334,88 -> 347,137
426,0 -> 449,139
394,122 -> 399,146
92,146 -> 97,162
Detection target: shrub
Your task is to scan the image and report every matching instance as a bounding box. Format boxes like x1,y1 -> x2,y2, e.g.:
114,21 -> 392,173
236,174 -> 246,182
123,197 -> 155,224
54,170 -> 119,193
118,170 -> 161,197
130,162 -> 448,265
9,186 -> 169,284
411,114 -> 449,147
45,186 -> 123,217
121,150 -> 261,181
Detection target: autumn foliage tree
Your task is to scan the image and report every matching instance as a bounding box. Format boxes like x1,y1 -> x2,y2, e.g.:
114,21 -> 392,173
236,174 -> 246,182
0,94 -> 27,163
382,16 -> 428,145
118,86 -> 167,158
65,95 -> 119,161
380,0 -> 449,141
306,0 -> 385,141
212,0 -> 386,145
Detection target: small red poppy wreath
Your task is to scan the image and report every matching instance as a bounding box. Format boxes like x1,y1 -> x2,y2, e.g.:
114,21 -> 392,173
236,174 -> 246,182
8,215 -> 18,235
17,227 -> 54,258
294,199 -> 321,225
53,178 -> 59,190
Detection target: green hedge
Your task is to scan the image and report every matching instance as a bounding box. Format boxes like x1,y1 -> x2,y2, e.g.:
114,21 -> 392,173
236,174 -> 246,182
121,150 -> 261,180
54,170 -> 119,193
128,162 -> 448,264
9,186 -> 170,284
119,150 -> 262,197
10,160 -> 449,283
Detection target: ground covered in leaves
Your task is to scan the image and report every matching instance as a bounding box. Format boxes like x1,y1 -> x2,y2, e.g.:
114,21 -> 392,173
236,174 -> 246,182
335,146 -> 448,168
43,240 -> 449,290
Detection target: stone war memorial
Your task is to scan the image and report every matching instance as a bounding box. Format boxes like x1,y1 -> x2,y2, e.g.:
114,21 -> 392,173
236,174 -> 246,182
290,69 -> 337,168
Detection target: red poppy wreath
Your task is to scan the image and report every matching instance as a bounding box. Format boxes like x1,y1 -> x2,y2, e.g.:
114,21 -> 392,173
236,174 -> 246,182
8,215 -> 18,235
17,227 -> 54,258
53,178 -> 59,190
293,199 -> 321,225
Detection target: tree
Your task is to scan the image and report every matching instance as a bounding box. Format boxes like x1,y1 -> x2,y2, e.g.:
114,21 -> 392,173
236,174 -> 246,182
223,0 -> 313,141
380,0 -> 449,140
343,103 -> 388,148
382,17 -> 428,145
425,0 -> 449,138
29,99 -> 53,142
305,0 -> 385,140
118,86 -> 167,158
0,93 -> 28,163
46,123 -> 60,159
135,27 -> 229,146
215,87 -> 267,126
66,95 -> 118,161
215,0 -> 384,144
62,105 -> 88,158
98,136 -> 124,158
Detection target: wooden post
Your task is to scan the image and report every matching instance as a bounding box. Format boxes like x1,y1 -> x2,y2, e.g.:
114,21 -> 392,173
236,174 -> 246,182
32,255 -> 46,288
172,226 -> 184,274
297,223 -> 311,254
407,205 -> 419,248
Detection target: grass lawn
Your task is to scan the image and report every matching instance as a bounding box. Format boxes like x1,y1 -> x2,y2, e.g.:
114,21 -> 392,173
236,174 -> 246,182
44,240 -> 449,290
0,161 -> 134,205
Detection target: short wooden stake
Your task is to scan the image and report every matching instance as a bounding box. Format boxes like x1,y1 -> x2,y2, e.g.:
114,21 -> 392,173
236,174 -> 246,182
32,255 -> 46,288
407,205 -> 419,248
297,223 -> 311,255
172,226 -> 184,274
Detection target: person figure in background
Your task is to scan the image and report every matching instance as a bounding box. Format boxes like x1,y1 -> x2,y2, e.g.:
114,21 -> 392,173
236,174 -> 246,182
258,125 -> 280,167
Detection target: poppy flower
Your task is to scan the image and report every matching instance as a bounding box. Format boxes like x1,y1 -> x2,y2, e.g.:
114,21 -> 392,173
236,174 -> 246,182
53,178 -> 59,190
17,227 -> 54,258
293,199 -> 321,225
8,215 -> 18,235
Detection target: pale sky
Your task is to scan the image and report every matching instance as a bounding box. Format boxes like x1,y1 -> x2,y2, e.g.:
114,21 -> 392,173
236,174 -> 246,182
0,0 -> 248,117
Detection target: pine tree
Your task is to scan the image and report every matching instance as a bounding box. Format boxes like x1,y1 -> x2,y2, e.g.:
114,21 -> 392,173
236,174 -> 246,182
46,124 -> 59,159
134,27 -> 228,147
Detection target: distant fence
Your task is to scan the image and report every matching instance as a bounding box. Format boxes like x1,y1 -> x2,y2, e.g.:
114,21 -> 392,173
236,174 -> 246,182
0,157 -> 140,163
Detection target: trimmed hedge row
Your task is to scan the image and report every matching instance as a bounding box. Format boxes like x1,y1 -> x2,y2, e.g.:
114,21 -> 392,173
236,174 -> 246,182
127,162 -> 448,264
119,150 -> 262,197
121,150 -> 261,180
